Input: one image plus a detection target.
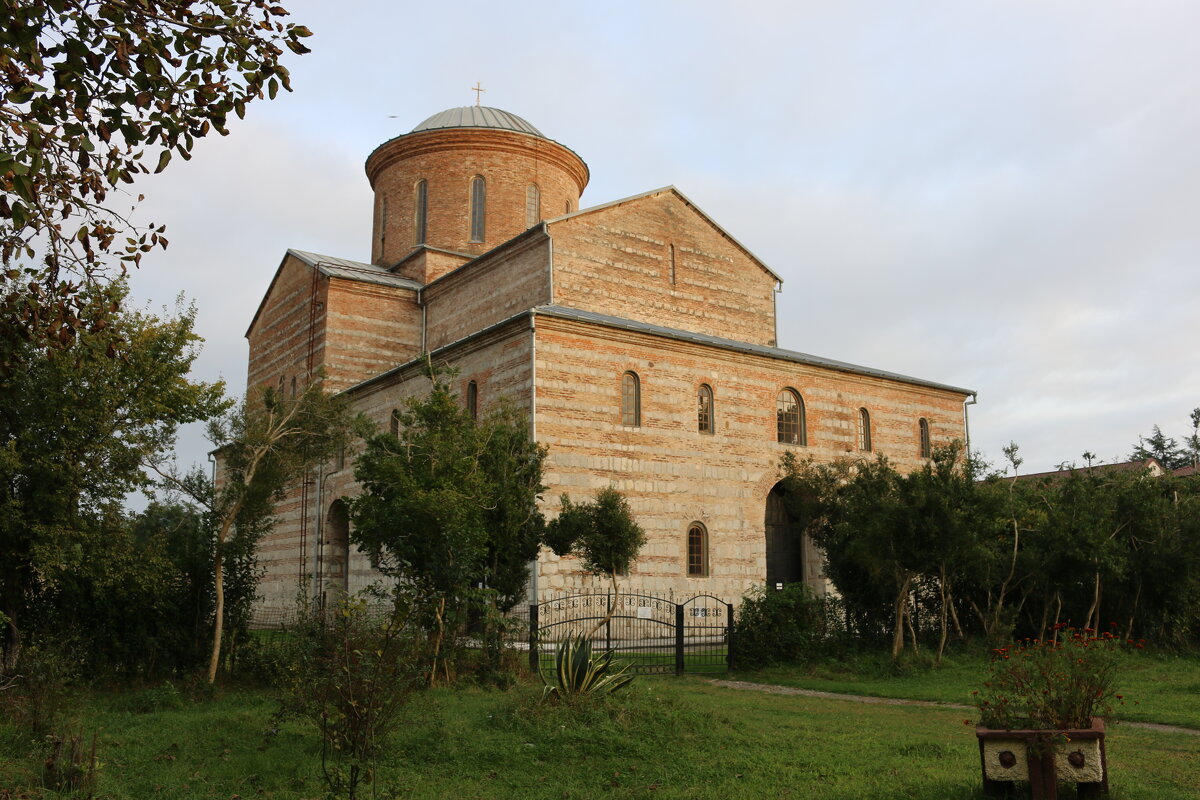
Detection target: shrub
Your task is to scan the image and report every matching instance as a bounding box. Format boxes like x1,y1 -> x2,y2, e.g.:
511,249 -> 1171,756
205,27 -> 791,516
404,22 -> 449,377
540,634 -> 634,703
976,625 -> 1129,730
41,730 -> 98,796
280,592 -> 425,800
732,583 -> 824,669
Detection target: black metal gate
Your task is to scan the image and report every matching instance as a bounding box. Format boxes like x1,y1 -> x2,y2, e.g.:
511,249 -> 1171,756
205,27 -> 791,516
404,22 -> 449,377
527,591 -> 732,675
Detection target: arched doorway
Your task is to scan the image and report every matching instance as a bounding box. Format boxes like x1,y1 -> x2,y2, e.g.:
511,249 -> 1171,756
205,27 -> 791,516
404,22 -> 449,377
323,500 -> 351,600
765,483 -> 804,589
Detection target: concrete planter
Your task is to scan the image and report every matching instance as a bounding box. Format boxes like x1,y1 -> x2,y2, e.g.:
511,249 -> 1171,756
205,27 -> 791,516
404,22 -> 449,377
976,717 -> 1108,799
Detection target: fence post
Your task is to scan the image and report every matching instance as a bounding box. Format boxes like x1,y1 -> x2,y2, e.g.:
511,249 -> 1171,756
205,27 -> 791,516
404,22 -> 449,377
528,603 -> 539,674
725,601 -> 735,671
675,602 -> 685,676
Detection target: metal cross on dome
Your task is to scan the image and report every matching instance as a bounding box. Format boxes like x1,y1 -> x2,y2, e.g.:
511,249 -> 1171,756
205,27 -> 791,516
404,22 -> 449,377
471,82 -> 485,106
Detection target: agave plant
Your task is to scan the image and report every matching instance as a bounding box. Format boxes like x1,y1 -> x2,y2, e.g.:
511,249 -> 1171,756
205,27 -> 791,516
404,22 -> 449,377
540,633 -> 635,702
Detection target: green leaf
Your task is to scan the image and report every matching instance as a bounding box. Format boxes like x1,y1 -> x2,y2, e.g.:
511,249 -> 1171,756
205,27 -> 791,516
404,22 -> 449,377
154,149 -> 171,173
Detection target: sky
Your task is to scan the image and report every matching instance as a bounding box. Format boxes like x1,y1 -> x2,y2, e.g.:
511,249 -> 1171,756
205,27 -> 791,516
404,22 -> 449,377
124,0 -> 1200,489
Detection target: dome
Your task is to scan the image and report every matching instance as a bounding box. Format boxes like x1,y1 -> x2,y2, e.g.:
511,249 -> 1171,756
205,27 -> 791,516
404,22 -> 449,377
411,106 -> 545,137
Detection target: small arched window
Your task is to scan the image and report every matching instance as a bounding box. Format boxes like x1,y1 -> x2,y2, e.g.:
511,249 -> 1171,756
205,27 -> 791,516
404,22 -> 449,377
698,384 -> 714,434
466,380 -> 478,421
858,408 -> 872,452
687,523 -> 708,577
414,179 -> 428,245
564,199 -> 574,214
776,389 -> 806,445
469,176 -> 486,242
525,183 -> 541,227
621,371 -> 641,427
919,417 -> 931,458
290,376 -> 297,398
389,409 -> 400,437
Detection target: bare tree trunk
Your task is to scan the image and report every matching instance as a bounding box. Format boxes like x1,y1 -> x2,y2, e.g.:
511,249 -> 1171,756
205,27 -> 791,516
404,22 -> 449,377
1084,571 -> 1102,632
948,592 -> 965,640
936,567 -> 949,663
207,546 -> 225,683
587,571 -> 621,640
906,599 -> 920,654
891,574 -> 912,660
1124,580 -> 1141,643
2,607 -> 20,673
428,596 -> 446,687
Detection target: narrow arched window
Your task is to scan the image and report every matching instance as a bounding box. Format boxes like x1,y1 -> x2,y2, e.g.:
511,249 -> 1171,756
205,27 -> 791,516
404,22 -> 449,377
564,199 -> 574,214
621,371 -> 641,427
389,409 -> 400,437
919,418 -> 931,458
466,380 -> 478,421
698,384 -> 714,434
687,523 -> 708,577
290,376 -> 297,398
776,389 -> 806,445
414,179 -> 428,245
469,175 -> 486,242
525,183 -> 541,227
858,408 -> 872,452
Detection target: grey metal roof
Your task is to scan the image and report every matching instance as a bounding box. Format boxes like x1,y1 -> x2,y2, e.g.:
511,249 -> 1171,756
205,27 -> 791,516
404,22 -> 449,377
534,305 -> 975,396
287,249 -> 421,291
412,106 -> 544,137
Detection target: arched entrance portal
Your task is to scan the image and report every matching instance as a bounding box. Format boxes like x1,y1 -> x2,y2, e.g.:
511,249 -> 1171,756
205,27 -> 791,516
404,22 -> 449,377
765,483 -> 804,589
323,499 -> 351,601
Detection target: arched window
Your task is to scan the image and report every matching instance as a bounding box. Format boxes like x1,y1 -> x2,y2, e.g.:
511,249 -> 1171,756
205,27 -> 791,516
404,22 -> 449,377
413,179 -> 428,245
469,175 -> 486,242
776,389 -> 806,445
687,522 -> 708,577
378,195 -> 388,253
290,376 -> 297,398
466,380 -> 478,420
564,199 -> 574,214
858,408 -> 872,452
621,371 -> 641,427
389,409 -> 400,437
919,418 -> 931,458
697,384 -> 714,434
525,183 -> 541,227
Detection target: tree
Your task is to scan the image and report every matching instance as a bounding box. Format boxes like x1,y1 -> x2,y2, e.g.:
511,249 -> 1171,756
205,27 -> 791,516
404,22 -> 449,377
544,487 -> 646,637
349,374 -> 547,685
0,282 -> 224,669
193,381 -> 353,683
1,1 -> 311,373
1131,424 -> 1187,470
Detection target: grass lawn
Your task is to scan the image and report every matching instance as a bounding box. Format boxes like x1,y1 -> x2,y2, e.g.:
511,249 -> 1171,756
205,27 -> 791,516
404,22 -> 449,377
731,647 -> 1200,730
2,674 -> 1198,799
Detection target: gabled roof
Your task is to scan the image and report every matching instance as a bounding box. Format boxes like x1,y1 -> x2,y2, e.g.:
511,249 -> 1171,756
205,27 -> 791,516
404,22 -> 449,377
1008,458 -> 1166,483
245,249 -> 421,338
544,186 -> 784,284
534,304 -> 973,395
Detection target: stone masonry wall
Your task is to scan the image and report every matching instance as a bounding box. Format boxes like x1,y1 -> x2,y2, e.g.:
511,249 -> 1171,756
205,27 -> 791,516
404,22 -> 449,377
254,319 -> 535,607
423,232 -> 551,351
548,190 -> 778,347
531,314 -> 969,603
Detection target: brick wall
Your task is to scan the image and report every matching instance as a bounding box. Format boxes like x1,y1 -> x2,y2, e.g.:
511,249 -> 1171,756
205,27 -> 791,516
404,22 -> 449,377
366,128 -> 587,266
549,190 -> 779,347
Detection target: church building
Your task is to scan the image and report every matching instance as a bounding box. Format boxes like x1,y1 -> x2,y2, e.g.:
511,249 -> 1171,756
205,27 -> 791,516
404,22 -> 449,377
244,105 -> 975,606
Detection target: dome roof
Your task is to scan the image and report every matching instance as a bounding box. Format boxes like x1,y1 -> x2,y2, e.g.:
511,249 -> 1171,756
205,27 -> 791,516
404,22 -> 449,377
411,106 -> 544,137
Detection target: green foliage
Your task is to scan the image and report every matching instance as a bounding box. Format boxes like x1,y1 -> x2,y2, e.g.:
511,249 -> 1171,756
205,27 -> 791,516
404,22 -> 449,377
278,593 -> 424,800
732,583 -> 824,670
0,0 -> 311,371
539,634 -> 635,703
0,283 -> 225,671
40,730 -> 98,796
350,373 -> 546,684
779,441 -> 1200,655
976,627 -> 1126,730
545,487 -> 646,580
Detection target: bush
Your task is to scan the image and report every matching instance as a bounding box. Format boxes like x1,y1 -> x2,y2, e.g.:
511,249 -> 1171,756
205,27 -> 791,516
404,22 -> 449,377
732,583 -> 824,669
279,593 -> 425,800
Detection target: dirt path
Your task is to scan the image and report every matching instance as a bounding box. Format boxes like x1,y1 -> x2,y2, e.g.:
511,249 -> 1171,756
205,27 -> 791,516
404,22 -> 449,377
708,679 -> 1200,737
